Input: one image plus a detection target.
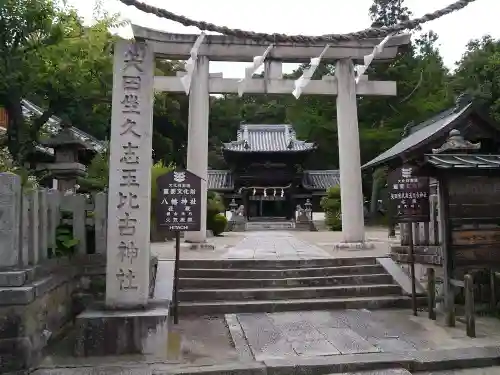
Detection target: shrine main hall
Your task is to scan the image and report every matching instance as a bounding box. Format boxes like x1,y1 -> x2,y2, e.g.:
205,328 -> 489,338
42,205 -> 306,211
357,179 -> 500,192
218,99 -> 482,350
207,124 -> 339,220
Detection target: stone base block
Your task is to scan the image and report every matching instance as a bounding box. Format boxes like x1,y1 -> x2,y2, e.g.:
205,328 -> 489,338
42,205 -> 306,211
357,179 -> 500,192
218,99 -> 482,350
332,241 -> 376,250
73,300 -> 170,357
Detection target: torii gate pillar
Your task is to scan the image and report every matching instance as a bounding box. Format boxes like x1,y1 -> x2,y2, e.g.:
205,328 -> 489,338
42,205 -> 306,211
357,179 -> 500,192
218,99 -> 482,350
184,56 -> 210,243
335,59 -> 365,242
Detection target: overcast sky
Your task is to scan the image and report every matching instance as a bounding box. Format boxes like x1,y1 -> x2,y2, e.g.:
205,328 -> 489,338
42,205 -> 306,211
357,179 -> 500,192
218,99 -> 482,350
68,0 -> 496,77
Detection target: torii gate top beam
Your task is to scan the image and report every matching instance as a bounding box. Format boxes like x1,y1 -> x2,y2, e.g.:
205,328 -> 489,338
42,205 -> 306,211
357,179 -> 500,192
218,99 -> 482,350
131,25 -> 411,63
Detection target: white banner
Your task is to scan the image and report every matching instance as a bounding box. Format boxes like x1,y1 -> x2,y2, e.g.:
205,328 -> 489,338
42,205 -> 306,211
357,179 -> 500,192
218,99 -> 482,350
355,34 -> 393,84
238,44 -> 274,97
292,44 -> 330,99
180,33 -> 206,95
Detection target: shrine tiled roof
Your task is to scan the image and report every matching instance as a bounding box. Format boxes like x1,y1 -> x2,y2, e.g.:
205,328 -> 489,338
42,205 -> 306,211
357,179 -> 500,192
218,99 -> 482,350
207,169 -> 340,191
362,103 -> 473,170
223,124 -> 315,152
425,154 -> 500,169
22,100 -> 106,154
302,170 -> 340,190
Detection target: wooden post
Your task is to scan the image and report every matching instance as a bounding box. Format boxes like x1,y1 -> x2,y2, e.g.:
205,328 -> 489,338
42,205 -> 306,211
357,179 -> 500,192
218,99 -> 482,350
438,179 -> 455,327
427,268 -> 436,320
422,222 -> 430,246
464,273 -> 475,338
490,270 -> 497,312
408,223 -> 418,316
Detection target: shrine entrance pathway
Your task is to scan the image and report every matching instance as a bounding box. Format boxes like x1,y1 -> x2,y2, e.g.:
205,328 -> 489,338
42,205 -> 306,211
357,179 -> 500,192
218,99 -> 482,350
151,227 -> 394,261
35,229 -> 500,374
220,231 -> 330,259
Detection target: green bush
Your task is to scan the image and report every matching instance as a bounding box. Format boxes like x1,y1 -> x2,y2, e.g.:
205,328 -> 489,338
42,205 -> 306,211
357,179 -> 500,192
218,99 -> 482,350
207,191 -> 226,234
211,213 -> 228,236
207,191 -> 224,216
320,186 -> 342,231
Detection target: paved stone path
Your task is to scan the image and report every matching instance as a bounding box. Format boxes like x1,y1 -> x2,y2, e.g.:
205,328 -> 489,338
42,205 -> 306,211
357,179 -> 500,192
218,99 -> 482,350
221,231 -> 330,259
228,309 -> 500,361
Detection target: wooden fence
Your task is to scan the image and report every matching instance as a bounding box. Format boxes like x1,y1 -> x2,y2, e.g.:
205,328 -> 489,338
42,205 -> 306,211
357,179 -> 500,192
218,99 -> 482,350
0,173 -> 108,269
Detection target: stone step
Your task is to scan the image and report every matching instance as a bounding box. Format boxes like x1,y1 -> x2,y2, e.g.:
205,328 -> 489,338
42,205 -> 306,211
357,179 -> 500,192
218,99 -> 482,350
179,284 -> 402,302
179,264 -> 385,279
178,257 -> 379,269
245,221 -> 295,231
179,273 -> 394,289
179,295 -> 426,315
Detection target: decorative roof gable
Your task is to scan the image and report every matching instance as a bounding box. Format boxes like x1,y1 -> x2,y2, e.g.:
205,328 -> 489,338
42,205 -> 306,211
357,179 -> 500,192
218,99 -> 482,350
362,101 -> 474,170
223,124 -> 315,152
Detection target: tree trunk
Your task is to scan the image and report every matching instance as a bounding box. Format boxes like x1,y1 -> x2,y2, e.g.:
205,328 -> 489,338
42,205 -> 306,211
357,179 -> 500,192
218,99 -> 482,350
4,95 -> 24,163
30,107 -> 55,143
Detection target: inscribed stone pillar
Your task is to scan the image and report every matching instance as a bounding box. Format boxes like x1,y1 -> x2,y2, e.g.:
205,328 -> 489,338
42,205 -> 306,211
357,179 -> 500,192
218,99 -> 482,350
0,173 -> 21,268
335,59 -> 365,243
105,39 -> 154,308
184,56 -> 209,243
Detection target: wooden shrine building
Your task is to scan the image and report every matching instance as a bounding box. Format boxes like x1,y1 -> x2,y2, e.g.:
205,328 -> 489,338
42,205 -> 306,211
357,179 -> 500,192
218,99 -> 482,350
362,94 -> 500,278
208,124 -> 339,220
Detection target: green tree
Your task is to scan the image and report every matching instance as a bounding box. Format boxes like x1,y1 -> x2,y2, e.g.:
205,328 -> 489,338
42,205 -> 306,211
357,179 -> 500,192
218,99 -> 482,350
451,36 -> 500,121
0,0 -> 118,162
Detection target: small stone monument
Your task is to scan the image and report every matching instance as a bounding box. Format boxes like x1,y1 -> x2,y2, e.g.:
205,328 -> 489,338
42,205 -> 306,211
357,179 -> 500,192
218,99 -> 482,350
40,122 -> 91,192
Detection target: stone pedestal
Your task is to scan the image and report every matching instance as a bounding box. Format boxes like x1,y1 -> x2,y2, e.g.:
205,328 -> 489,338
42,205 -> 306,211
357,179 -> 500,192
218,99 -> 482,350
74,300 -> 170,356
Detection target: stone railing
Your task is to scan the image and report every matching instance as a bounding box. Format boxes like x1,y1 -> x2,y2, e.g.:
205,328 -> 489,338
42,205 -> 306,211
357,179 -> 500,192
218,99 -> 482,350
0,176 -> 108,270
0,173 -> 115,373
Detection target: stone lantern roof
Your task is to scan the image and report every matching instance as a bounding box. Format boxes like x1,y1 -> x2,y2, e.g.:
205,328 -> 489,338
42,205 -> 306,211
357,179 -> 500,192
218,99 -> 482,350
40,124 -> 93,150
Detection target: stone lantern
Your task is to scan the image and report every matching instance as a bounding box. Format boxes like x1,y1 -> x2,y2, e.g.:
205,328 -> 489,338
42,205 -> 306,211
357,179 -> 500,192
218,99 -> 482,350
229,198 -> 238,213
40,123 -> 92,192
304,198 -> 313,221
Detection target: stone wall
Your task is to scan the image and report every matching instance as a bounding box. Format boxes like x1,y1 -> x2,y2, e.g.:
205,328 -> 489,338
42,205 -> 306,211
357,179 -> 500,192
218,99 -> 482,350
0,255 -> 158,374
391,245 -> 443,266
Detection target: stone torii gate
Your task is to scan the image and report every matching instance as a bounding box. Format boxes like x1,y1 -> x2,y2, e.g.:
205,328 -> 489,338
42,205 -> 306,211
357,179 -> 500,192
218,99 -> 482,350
105,26 -> 409,306
134,25 -> 409,243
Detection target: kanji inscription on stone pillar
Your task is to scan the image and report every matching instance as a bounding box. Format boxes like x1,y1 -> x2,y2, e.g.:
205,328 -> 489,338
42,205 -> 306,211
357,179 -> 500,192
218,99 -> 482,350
105,40 -> 154,308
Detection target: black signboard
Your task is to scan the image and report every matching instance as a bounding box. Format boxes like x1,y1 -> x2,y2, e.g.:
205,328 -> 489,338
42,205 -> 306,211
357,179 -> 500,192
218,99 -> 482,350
156,170 -> 202,232
388,164 -> 430,223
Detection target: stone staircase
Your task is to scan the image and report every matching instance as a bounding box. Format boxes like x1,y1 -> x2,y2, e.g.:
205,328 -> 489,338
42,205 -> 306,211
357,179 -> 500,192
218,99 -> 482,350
178,257 -> 423,315
245,220 -> 295,231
